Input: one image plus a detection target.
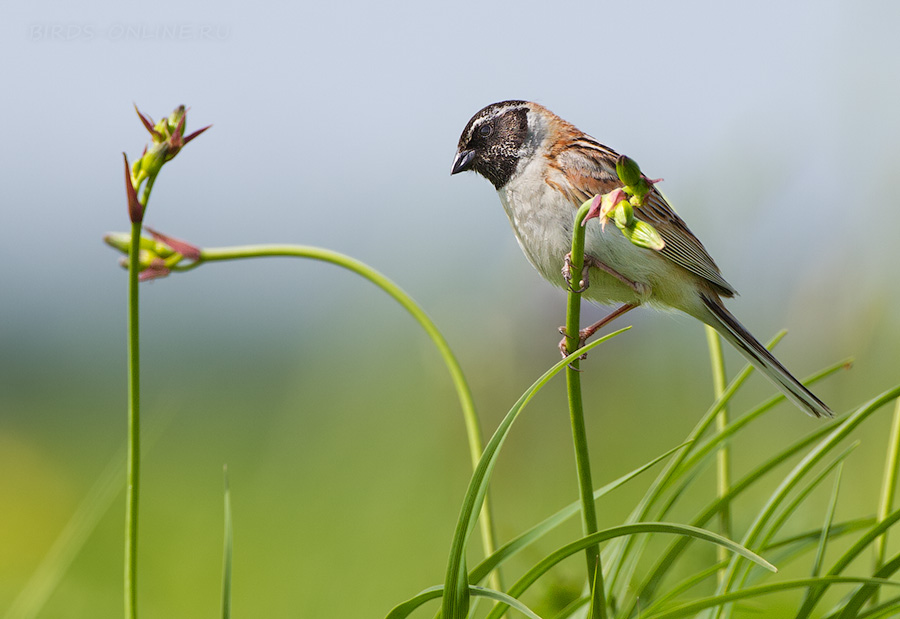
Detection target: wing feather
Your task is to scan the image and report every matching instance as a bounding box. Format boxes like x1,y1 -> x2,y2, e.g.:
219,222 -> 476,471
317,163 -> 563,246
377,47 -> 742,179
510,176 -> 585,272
545,135 -> 737,297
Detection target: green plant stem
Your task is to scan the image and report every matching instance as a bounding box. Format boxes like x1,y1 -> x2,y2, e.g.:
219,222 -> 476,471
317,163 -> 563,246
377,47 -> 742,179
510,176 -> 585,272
564,202 -> 606,614
177,245 -> 499,581
873,397 -> 900,605
222,466 -> 233,619
705,325 -> 731,583
125,219 -> 142,619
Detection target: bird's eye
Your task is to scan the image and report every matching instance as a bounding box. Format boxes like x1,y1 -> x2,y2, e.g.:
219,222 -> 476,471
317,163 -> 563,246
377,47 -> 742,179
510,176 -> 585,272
478,123 -> 493,138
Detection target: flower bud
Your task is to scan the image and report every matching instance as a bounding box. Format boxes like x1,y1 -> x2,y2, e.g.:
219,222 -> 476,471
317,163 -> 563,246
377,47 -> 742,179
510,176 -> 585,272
104,232 -> 133,253
615,155 -> 642,187
164,106 -> 187,138
619,220 -> 665,251
613,200 -> 634,228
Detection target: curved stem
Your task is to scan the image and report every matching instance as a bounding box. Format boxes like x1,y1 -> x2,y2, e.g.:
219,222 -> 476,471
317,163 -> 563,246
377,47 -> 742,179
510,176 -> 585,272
564,201 -> 606,616
180,245 -> 499,578
125,220 -> 142,619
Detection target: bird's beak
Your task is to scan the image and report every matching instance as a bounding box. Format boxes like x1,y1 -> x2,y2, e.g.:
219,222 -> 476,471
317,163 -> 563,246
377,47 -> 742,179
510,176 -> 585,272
451,149 -> 475,175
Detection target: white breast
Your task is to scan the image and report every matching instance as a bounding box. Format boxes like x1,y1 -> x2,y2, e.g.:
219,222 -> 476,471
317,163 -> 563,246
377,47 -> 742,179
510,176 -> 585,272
497,164 -> 679,308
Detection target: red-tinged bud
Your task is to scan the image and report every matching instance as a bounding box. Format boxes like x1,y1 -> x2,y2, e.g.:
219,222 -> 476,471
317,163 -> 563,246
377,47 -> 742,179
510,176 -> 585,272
138,258 -> 170,281
134,105 -> 163,141
165,114 -> 211,161
124,104 -> 210,222
145,227 -> 201,261
582,188 -> 627,229
165,106 -> 186,135
123,153 -> 143,223
181,124 -> 211,149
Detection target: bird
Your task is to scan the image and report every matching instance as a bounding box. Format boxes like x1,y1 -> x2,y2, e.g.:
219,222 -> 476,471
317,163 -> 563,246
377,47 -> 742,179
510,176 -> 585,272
451,100 -> 833,418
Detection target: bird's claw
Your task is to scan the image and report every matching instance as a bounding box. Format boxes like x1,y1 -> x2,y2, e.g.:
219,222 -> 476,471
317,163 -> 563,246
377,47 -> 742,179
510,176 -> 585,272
563,253 -> 591,293
558,326 -> 588,367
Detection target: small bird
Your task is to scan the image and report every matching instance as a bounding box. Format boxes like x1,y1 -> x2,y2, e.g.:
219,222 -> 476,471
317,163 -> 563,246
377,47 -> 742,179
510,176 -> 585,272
451,100 -> 833,418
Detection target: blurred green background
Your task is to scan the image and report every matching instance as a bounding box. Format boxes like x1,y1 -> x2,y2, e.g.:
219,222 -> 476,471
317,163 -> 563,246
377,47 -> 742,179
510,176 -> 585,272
2,0 -> 899,617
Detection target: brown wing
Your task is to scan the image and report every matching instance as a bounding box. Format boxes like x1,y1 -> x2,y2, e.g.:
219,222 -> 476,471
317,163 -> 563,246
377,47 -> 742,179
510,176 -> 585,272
546,134 -> 737,298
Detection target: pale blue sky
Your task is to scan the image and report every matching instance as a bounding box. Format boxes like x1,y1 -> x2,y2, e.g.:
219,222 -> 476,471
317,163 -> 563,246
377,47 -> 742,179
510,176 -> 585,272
2,0 -> 899,362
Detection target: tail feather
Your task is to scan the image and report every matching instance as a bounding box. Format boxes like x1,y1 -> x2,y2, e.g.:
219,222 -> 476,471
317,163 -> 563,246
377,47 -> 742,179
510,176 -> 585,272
700,295 -> 833,418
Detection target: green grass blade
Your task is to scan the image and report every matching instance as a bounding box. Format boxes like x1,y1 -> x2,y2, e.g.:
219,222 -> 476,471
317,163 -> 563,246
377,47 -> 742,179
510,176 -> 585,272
835,550 -> 900,618
605,332 -> 788,596
621,414 -> 840,617
758,519 -> 876,586
847,593 -> 900,618
640,576 -> 900,619
386,585 -> 544,619
618,362 -> 850,608
828,507 -> 900,574
484,522 -> 775,619
713,385 -> 900,617
645,465 -> 855,619
552,596 -> 589,618
384,586 -> 443,619
588,561 -> 603,619
471,586 -> 544,619
813,463 -> 843,578
674,358 -> 850,479
874,398 -> 900,585
705,325 -> 731,584
221,466 -> 233,619
757,445 -> 855,557
467,440 -> 691,584
643,561 -> 727,613
649,503 -> 873,618
763,518 -> 875,553
441,329 -> 629,619
786,460 -> 847,619
793,504 -> 900,618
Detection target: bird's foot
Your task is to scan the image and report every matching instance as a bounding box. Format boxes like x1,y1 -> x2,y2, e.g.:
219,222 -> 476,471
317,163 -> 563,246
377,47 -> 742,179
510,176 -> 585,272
562,253 -> 592,293
563,253 -> 650,298
558,303 -> 639,362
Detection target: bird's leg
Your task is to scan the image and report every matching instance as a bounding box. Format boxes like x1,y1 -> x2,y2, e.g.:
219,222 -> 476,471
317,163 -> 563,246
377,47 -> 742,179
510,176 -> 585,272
562,253 -> 650,297
558,303 -> 638,359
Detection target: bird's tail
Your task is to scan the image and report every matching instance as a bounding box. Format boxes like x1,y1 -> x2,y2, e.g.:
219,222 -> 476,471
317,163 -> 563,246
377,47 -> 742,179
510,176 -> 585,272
699,295 -> 833,418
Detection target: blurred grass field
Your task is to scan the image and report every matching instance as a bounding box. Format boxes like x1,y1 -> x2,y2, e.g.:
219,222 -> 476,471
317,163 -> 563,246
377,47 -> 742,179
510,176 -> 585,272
2,267 -> 898,616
